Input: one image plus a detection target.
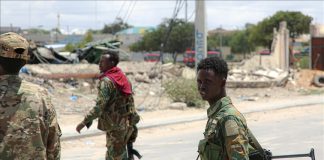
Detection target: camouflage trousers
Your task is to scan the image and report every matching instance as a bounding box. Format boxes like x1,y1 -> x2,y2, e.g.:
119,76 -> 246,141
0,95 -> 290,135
105,129 -> 128,160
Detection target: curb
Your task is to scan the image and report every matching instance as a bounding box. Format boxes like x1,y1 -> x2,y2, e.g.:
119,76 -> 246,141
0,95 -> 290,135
61,96 -> 324,141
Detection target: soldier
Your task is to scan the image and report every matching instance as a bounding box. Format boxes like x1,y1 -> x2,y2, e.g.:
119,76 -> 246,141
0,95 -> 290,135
76,52 -> 139,160
196,57 -> 252,160
0,32 -> 61,159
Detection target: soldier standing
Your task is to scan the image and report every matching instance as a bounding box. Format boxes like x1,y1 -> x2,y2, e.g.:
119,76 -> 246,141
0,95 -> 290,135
196,57 -> 252,160
0,32 -> 61,159
76,52 -> 139,160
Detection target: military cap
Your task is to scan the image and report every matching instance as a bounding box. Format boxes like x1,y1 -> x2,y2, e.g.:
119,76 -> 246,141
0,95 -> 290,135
0,32 -> 29,61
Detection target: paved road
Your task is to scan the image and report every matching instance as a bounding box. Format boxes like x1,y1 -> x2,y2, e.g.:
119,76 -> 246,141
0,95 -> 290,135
133,104 -> 324,160
62,104 -> 323,160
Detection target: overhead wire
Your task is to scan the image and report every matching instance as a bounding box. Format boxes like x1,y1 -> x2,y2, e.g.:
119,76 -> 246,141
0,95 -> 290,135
122,1 -> 134,22
124,0 -> 137,24
154,0 -> 186,108
114,1 -> 127,21
136,0 -> 185,110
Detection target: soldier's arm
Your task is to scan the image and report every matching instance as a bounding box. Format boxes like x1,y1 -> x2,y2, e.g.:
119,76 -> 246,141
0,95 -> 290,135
83,79 -> 113,124
222,117 -> 249,160
45,95 -> 61,160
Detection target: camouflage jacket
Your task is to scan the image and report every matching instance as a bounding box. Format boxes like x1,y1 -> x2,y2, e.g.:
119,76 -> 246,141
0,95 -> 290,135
83,76 -> 135,132
0,75 -> 61,160
198,96 -> 252,160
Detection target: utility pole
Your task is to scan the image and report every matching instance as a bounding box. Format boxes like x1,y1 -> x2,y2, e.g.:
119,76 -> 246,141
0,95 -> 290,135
195,0 -> 207,68
185,0 -> 188,22
28,2 -> 31,29
57,13 -> 61,31
219,25 -> 223,57
95,0 -> 98,29
56,13 -> 60,42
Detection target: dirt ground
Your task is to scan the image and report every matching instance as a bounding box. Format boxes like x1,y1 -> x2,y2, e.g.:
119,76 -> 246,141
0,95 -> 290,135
19,66 -> 324,129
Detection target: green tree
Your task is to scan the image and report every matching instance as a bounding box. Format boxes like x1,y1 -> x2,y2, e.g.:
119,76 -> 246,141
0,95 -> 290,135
249,11 -> 313,50
229,31 -> 250,58
165,19 -> 195,63
102,18 -> 132,34
229,24 -> 256,57
207,32 -> 233,51
130,18 -> 194,63
26,28 -> 50,34
77,31 -> 93,48
63,31 -> 94,52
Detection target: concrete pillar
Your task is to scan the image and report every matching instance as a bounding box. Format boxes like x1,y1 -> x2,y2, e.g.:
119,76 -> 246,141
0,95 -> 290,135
195,0 -> 207,68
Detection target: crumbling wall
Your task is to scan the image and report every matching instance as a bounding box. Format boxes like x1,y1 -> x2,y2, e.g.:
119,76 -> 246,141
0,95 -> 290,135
241,21 -> 290,71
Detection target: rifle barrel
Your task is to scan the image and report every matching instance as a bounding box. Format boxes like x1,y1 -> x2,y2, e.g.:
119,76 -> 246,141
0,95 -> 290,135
271,148 -> 315,160
272,153 -> 309,159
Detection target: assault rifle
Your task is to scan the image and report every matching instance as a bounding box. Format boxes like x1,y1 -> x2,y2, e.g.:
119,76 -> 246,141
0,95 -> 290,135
249,129 -> 316,160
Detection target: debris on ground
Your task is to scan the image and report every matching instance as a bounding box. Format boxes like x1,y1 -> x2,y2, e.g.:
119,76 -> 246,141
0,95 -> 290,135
227,67 -> 289,88
18,60 -> 323,115
286,69 -> 324,89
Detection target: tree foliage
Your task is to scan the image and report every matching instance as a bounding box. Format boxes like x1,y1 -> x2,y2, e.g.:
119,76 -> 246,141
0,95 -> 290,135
249,11 -> 313,49
229,24 -> 256,55
130,18 -> 194,63
63,31 -> 94,52
26,28 -> 50,34
102,18 -> 132,34
207,32 -> 233,51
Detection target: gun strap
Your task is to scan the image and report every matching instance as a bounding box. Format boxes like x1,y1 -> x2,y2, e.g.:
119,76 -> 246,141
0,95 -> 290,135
248,128 -> 266,157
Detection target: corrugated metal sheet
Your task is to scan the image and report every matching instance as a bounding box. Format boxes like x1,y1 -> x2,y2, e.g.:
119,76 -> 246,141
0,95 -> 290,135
311,37 -> 324,70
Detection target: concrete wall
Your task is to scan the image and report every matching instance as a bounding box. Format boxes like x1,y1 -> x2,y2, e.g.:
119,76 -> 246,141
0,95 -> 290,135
241,21 -> 289,71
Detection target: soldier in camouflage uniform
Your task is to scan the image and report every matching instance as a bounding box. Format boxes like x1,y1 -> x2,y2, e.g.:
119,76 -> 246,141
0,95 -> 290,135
0,32 -> 61,159
196,57 -> 254,160
76,52 -> 138,160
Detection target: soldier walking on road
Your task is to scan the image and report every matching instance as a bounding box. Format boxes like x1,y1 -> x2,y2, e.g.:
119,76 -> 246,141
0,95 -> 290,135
196,56 -> 253,160
76,52 -> 139,160
0,32 -> 61,159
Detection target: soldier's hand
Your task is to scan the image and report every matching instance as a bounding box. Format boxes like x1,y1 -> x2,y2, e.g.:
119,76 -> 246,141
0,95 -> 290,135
76,122 -> 86,133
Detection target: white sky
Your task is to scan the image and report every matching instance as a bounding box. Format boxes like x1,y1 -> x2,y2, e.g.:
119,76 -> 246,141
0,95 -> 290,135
1,0 -> 323,31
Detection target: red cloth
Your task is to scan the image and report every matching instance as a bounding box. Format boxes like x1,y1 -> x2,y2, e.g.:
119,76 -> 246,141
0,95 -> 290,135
99,67 -> 132,95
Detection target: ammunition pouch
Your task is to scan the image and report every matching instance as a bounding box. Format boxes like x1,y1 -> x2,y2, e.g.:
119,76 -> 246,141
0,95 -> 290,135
198,139 -> 222,160
97,112 -> 114,131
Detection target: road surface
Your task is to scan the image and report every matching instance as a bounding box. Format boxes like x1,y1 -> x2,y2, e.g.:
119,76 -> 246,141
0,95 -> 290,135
61,104 -> 324,160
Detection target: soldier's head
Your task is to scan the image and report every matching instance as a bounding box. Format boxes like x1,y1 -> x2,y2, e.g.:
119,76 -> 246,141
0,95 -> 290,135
99,51 -> 119,73
196,56 -> 228,104
0,32 -> 29,75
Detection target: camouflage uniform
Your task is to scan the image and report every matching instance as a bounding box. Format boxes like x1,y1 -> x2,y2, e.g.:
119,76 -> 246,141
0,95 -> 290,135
0,75 -> 61,159
198,96 -> 253,160
0,32 -> 61,159
82,76 -> 135,160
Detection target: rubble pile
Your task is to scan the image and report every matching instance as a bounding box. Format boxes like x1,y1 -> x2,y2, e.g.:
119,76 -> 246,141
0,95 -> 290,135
18,61 -> 323,115
20,62 -> 187,114
286,69 -> 324,89
226,66 -> 289,88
